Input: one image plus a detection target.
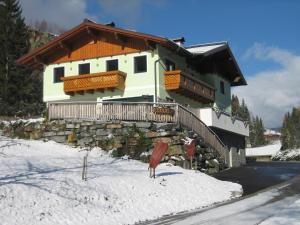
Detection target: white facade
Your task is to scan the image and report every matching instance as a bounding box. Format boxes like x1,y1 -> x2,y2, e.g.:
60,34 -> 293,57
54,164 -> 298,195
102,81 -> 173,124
193,108 -> 249,136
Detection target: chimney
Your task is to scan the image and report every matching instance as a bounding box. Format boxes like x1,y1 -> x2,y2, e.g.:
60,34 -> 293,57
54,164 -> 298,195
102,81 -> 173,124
171,37 -> 185,46
105,22 -> 116,27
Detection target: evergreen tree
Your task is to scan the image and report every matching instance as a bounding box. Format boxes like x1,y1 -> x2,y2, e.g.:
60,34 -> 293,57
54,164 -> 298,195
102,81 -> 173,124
0,0 -> 44,116
231,94 -> 266,147
281,108 -> 300,150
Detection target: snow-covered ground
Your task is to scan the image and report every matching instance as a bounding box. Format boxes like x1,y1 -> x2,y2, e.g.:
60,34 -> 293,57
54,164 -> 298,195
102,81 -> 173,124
0,136 -> 242,225
273,148 -> 300,161
174,185 -> 300,225
246,141 -> 281,157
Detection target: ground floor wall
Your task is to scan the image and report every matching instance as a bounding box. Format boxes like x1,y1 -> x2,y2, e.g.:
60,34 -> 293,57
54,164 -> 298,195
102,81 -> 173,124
211,127 -> 246,167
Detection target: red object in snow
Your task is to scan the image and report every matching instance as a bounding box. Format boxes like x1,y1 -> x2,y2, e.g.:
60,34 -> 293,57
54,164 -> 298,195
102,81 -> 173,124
149,142 -> 169,169
185,140 -> 196,157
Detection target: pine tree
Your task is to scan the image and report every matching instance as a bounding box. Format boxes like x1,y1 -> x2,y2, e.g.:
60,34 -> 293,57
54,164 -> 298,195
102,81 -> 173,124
231,95 -> 266,147
281,108 -> 300,150
0,0 -> 44,116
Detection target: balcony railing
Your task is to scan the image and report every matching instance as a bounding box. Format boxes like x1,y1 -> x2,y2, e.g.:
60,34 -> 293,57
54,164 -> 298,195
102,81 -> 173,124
61,70 -> 126,95
164,70 -> 215,103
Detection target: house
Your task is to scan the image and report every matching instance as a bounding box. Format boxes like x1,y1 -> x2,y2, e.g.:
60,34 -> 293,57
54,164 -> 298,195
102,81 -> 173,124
17,20 -> 249,167
246,141 -> 281,162
264,129 -> 281,144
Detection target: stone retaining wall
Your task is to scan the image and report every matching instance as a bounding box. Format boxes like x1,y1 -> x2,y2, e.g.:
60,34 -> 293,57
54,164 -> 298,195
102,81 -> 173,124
0,119 -> 225,174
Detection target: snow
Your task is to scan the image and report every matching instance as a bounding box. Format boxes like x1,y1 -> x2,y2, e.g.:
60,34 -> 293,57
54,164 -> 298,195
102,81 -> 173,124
186,43 -> 226,54
174,185 -> 300,225
273,148 -> 300,161
264,129 -> 281,136
0,136 -> 242,225
0,117 -> 44,126
246,141 -> 281,157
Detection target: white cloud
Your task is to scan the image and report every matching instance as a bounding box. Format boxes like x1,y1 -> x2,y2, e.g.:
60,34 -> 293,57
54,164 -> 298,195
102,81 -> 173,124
19,0 -> 167,32
20,0 -> 91,31
234,43 -> 300,128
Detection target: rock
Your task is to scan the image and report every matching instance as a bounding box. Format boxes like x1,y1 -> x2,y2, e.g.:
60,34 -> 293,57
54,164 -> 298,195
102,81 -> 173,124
67,133 -> 77,143
157,131 -> 177,137
106,123 -> 122,129
43,131 -> 55,137
81,121 -> 94,126
30,130 -> 43,140
146,131 -> 158,138
135,122 -> 151,128
168,159 -> 176,166
24,124 -> 34,132
167,145 -> 184,155
66,123 -> 79,129
50,135 -> 66,143
154,137 -> 172,144
80,132 -> 91,137
56,131 -> 66,136
96,129 -> 112,136
154,123 -> 176,131
77,137 -> 93,146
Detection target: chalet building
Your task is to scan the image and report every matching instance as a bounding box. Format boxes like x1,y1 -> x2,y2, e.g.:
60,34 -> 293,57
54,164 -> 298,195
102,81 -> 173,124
17,20 -> 249,167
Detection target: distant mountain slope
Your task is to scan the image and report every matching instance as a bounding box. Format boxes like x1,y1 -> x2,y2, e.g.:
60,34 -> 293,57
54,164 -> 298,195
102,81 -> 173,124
28,27 -> 56,52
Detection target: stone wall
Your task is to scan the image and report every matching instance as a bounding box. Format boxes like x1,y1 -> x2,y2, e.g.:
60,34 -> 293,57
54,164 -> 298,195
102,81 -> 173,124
0,119 -> 226,174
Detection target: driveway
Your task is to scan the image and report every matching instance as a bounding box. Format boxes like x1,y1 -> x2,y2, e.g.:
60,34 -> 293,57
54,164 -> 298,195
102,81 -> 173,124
213,161 -> 300,195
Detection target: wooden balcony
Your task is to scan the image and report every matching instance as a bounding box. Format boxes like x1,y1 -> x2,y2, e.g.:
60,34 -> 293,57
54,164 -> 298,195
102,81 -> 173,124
61,70 -> 126,95
164,70 -> 215,103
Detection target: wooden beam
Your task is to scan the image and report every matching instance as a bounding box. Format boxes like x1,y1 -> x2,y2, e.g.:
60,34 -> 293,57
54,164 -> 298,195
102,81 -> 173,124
87,89 -> 94,94
86,27 -> 99,43
144,39 -> 155,51
59,41 -> 72,54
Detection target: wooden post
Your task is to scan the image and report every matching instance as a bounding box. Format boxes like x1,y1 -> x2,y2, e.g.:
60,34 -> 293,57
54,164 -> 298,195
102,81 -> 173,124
82,155 -> 88,181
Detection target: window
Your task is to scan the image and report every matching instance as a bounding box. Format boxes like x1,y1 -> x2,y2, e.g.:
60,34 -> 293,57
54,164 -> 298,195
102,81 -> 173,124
165,59 -> 176,71
106,59 -> 118,71
53,67 -> 64,83
78,63 -> 90,75
220,80 -> 225,94
134,55 -> 147,73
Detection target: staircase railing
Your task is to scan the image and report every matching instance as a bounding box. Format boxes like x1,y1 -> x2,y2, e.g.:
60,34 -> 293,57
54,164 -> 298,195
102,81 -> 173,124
177,105 -> 227,160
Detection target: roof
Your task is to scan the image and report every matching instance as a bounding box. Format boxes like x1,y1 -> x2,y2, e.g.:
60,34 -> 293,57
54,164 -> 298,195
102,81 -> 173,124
186,42 -> 247,86
186,42 -> 227,55
17,21 -> 246,86
246,141 -> 281,157
17,21 -> 191,67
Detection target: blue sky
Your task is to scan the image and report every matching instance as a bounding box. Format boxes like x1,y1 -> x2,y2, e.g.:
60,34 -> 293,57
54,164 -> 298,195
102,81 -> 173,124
20,0 -> 300,127
84,0 -> 300,76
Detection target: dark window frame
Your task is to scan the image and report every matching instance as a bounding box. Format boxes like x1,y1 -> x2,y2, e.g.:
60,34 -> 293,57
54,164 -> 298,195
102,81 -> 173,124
53,67 -> 64,83
106,59 -> 119,71
78,63 -> 90,75
165,59 -> 176,71
220,80 -> 225,95
134,55 -> 147,73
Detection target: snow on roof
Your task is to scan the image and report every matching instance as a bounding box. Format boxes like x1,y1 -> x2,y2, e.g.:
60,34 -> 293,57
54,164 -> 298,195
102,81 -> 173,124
264,129 -> 281,136
185,42 -> 227,55
246,141 -> 281,157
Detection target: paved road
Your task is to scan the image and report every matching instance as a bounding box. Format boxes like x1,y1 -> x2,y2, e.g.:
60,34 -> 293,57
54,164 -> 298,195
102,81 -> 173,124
139,162 -> 300,225
213,161 -> 300,195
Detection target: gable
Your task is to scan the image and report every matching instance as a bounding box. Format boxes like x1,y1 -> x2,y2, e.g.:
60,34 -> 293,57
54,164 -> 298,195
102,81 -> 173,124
47,32 -> 150,65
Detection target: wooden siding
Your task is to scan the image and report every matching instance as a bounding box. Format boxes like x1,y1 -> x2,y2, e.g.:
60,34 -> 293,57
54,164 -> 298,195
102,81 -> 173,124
61,70 -> 126,94
47,32 -> 150,64
164,70 -> 215,103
